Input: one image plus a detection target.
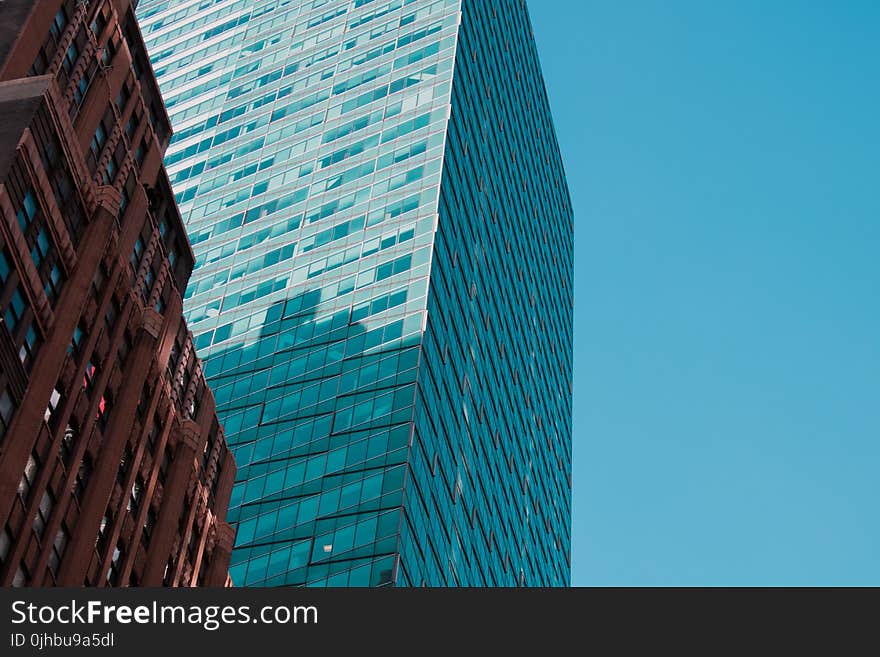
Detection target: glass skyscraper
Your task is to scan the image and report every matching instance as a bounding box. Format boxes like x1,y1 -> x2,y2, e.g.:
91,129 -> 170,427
137,0 -> 572,586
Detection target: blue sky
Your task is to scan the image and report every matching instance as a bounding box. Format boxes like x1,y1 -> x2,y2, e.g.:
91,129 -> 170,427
529,1 -> 880,585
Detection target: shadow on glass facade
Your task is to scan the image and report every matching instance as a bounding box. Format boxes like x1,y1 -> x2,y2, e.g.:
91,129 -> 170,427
205,288 -> 415,586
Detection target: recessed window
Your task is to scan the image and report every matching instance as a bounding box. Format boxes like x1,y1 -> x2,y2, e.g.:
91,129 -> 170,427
90,9 -> 107,38
0,389 -> 15,443
50,8 -> 68,41
0,525 -> 12,564
61,43 -> 78,74
17,453 -> 38,500
30,227 -> 50,268
90,123 -> 107,158
130,236 -> 145,272
69,324 -> 84,356
48,524 -> 69,575
72,74 -> 89,106
142,507 -> 157,547
115,84 -> 131,114
107,541 -> 126,585
83,360 -> 98,392
59,423 -> 76,466
44,388 -> 61,424
44,264 -> 64,307
127,477 -> 144,512
95,512 -> 111,551
19,326 -> 42,371
5,286 -> 26,333
12,565 -> 27,587
73,454 -> 92,503
0,249 -> 10,284
101,39 -> 116,67
16,190 -> 38,232
96,393 -> 111,427
33,490 -> 54,538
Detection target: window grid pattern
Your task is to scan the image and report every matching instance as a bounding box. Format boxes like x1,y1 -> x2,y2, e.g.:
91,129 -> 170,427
140,0 -> 460,587
141,0 -> 572,587
397,0 -> 573,587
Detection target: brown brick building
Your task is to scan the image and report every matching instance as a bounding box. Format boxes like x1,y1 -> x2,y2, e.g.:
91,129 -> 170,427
0,0 -> 236,586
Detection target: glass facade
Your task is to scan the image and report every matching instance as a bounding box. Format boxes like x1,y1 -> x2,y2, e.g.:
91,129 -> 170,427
139,0 -> 572,586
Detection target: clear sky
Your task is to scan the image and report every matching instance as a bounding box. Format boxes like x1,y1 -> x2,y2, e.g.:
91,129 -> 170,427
529,1 -> 880,585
